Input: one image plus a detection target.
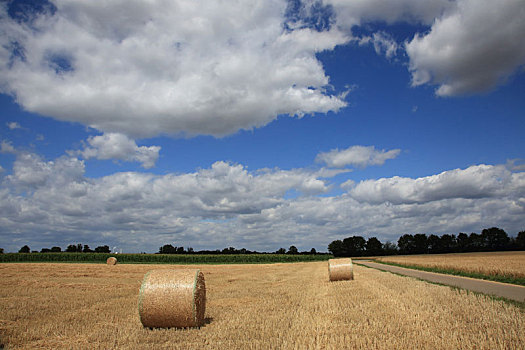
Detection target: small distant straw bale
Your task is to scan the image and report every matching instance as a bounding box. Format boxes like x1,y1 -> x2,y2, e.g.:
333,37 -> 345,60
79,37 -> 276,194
328,258 -> 353,281
138,269 -> 206,328
106,257 -> 117,265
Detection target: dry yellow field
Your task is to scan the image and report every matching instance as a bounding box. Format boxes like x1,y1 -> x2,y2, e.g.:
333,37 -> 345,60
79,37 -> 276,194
1,262 -> 524,349
378,251 -> 525,279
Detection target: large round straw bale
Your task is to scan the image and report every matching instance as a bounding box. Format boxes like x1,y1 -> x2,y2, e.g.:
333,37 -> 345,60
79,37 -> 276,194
106,257 -> 117,265
328,258 -> 353,281
138,269 -> 206,328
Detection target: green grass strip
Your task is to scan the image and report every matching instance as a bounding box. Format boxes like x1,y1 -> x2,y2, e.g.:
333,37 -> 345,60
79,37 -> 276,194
374,260 -> 525,287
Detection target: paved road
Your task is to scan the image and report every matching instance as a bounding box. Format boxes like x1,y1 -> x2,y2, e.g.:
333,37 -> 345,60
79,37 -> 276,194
356,260 -> 525,303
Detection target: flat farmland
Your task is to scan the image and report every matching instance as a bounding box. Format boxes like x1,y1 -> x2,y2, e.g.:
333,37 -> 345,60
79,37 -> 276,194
378,251 -> 525,283
1,262 -> 524,349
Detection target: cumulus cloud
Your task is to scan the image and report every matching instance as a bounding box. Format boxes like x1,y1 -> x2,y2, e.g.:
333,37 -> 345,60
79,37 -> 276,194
405,0 -> 525,96
327,0 -> 454,27
0,150 -> 339,250
348,164 -> 524,204
0,140 -> 17,154
316,145 -> 401,168
0,0 -> 348,138
79,133 -> 160,169
6,122 -> 21,130
2,148 -> 523,253
328,0 -> 525,96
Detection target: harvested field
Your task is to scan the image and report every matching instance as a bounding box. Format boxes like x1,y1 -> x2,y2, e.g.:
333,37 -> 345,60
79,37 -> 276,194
0,262 -> 524,349
378,251 -> 525,281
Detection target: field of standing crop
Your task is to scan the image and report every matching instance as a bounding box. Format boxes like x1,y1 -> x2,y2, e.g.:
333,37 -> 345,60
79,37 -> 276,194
1,261 -> 524,349
377,251 -> 525,283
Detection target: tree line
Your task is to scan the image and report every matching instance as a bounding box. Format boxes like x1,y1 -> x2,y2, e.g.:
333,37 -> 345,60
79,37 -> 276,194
1,244 -> 321,255
158,244 -> 324,255
14,244 -> 111,254
328,227 -> 525,257
3,227 -> 523,256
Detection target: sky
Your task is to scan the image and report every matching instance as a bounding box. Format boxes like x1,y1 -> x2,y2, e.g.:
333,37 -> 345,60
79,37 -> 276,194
0,0 -> 524,253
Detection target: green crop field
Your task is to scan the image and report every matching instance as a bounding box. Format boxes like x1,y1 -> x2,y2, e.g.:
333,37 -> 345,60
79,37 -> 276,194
0,252 -> 331,264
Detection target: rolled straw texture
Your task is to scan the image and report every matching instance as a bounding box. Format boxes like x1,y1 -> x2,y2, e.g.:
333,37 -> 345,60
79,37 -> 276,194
328,258 -> 354,281
138,269 -> 206,328
106,257 -> 117,265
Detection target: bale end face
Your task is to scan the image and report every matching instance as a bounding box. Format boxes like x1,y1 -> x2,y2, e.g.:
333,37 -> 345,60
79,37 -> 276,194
106,257 -> 117,265
328,258 -> 354,281
138,269 -> 206,328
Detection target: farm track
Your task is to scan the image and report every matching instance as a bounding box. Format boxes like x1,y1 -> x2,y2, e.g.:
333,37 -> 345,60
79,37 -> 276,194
357,260 -> 525,302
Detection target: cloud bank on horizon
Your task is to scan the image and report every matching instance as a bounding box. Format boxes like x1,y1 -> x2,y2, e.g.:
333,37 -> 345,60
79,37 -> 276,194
1,141 -> 524,252
1,0 -> 524,252
1,0 -> 524,139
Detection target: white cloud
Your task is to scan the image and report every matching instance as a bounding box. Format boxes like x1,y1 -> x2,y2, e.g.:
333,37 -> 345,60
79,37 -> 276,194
405,0 -> 525,96
348,164 -> 524,204
0,140 -> 17,154
316,145 -> 401,168
506,159 -> 525,172
0,0 -> 348,138
2,148 -> 523,253
327,0 -> 455,27
328,0 -> 525,96
79,133 -> 160,169
358,32 -> 399,59
6,122 -> 21,130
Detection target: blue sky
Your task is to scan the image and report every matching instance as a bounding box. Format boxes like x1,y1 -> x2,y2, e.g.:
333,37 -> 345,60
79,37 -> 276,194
1,0 -> 524,253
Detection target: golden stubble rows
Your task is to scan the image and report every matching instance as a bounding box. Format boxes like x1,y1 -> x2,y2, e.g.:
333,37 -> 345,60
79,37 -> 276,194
378,251 -> 525,279
0,262 -> 523,349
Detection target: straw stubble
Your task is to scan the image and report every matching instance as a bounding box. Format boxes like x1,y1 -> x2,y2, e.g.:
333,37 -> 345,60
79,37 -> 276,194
138,269 -> 206,328
328,258 -> 354,281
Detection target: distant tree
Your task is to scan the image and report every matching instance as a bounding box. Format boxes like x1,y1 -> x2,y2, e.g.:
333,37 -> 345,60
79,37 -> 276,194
276,247 -> 287,254
427,234 -> 442,254
365,237 -> 383,256
328,240 -> 344,257
94,245 -> 111,253
382,242 -> 398,255
413,234 -> 428,254
468,233 -> 484,252
440,234 -> 457,253
41,248 -> 51,253
287,245 -> 298,254
19,245 -> 30,253
159,244 -> 177,254
83,245 -> 93,253
342,236 -> 366,257
76,243 -> 83,252
481,227 -> 509,251
50,246 -> 62,253
66,244 -> 78,252
222,247 -> 236,254
310,248 -> 317,255
517,231 -> 525,250
398,234 -> 415,254
176,246 -> 185,254
187,247 -> 194,254
456,233 -> 469,252
0,248 -> 4,254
